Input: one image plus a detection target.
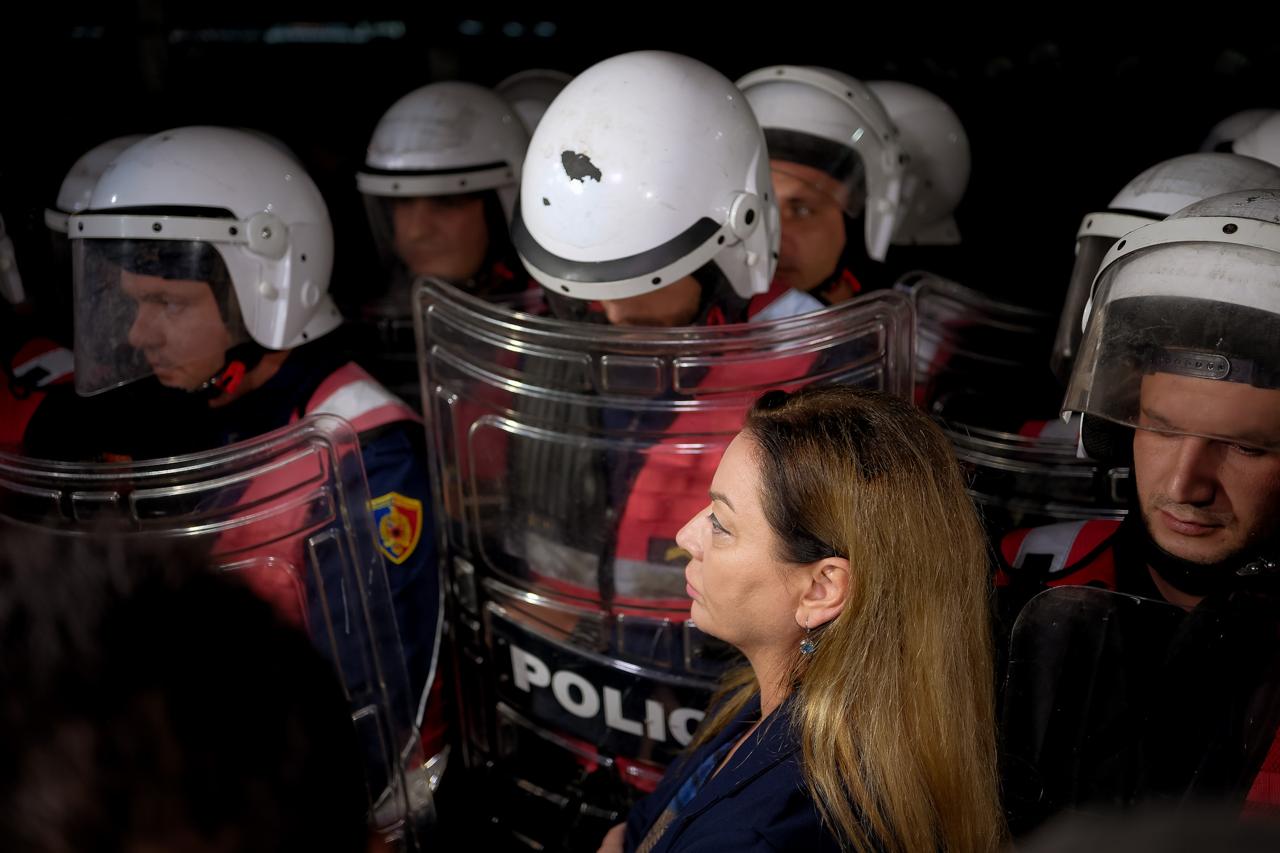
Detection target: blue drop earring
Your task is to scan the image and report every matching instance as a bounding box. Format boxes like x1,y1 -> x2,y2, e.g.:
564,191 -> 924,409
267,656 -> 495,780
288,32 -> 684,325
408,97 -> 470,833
800,619 -> 816,655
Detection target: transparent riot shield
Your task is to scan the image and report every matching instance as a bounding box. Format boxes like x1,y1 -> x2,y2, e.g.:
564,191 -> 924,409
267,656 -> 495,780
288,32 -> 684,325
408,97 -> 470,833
946,419 -> 1130,534
1002,586 -> 1280,836
351,276 -> 549,413
901,272 -> 1129,537
904,270 -> 1056,422
414,276 -> 914,849
0,414 -> 433,849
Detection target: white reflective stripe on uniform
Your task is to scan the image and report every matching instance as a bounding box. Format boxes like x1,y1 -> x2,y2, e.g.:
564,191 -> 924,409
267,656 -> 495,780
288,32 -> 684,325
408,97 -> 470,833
309,379 -> 401,424
13,347 -> 74,387
1014,520 -> 1089,575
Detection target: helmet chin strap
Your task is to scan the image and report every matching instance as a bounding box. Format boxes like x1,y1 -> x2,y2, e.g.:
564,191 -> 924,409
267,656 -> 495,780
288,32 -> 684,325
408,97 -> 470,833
1132,514 -> 1280,598
194,342 -> 267,401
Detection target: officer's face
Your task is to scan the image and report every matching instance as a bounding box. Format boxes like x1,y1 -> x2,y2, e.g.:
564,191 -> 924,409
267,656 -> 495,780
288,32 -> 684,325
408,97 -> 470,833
1133,371 -> 1280,566
391,195 -> 490,283
676,433 -> 806,655
122,271 -> 231,391
599,275 -> 702,327
772,161 -> 850,298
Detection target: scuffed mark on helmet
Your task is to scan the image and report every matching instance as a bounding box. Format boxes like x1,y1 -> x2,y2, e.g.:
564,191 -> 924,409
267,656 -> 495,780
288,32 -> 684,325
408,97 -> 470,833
561,151 -> 602,183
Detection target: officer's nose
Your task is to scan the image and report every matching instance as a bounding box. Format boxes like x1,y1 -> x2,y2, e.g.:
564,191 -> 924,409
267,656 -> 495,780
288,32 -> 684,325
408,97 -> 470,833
1164,435 -> 1219,507
396,197 -> 438,242
127,304 -> 163,350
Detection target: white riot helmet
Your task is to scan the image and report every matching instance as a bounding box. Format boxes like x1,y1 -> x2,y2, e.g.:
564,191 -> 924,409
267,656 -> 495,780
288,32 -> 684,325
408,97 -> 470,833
513,51 -> 777,305
67,126 -> 339,396
1201,108 -> 1276,153
867,81 -> 969,246
738,65 -> 908,262
1066,189 -> 1280,460
496,69 -> 572,135
0,214 -> 23,305
357,82 -> 529,220
1234,112 -> 1280,168
44,135 -> 148,234
1052,152 -> 1280,381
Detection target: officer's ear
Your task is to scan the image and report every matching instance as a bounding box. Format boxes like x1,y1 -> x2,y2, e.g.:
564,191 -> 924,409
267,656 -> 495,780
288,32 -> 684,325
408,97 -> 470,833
795,557 -> 851,630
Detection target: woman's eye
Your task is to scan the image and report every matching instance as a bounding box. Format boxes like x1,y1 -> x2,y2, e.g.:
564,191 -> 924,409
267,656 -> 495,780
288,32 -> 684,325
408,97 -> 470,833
708,513 -> 727,535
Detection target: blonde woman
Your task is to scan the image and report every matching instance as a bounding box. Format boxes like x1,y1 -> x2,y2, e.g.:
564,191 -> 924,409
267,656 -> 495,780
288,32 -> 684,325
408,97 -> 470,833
600,385 -> 1004,853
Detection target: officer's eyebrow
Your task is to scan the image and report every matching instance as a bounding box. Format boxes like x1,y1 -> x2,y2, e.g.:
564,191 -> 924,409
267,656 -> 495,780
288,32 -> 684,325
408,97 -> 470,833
1141,404 -> 1275,448
1139,405 -> 1176,429
709,490 -> 735,512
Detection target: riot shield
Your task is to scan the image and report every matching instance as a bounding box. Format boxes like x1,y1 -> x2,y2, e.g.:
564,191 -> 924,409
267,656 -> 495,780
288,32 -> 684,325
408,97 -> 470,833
414,276 -> 914,849
902,272 -> 1129,536
1002,585 -> 1280,835
350,276 -> 548,413
0,414 -> 433,848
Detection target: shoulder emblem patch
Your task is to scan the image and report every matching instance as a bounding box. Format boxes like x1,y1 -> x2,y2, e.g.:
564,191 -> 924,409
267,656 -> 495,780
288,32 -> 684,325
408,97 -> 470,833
371,492 -> 424,565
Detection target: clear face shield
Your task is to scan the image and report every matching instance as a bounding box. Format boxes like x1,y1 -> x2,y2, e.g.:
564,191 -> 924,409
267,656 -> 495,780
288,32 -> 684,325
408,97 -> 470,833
357,161 -> 521,305
1051,212 -> 1156,383
361,191 -> 494,295
1052,233 -> 1122,384
1065,242 -> 1280,454
766,129 -> 866,219
71,239 -> 248,396
765,129 -> 867,294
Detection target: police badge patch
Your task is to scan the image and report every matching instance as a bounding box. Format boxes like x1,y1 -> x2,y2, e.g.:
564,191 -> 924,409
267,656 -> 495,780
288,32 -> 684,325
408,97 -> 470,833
370,492 -> 423,565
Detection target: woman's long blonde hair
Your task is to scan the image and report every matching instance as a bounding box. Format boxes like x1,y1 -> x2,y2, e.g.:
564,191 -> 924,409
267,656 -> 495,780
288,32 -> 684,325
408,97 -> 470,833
691,385 -> 1003,852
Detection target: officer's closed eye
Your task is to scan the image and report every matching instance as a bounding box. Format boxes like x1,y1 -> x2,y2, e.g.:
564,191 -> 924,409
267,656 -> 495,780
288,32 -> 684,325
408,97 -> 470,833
140,294 -> 188,314
1228,442 -> 1267,458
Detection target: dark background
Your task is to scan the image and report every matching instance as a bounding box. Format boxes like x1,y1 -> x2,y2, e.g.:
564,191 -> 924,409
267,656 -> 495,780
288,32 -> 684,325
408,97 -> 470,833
2,4 -> 1278,323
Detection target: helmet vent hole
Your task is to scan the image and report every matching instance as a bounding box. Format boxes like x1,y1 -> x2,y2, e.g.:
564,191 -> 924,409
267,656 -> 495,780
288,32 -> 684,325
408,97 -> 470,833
301,254 -> 308,262
1117,240 -> 1127,250
152,222 -> 162,233
651,277 -> 661,285
229,226 -> 239,236
717,235 -> 725,245
1224,223 -> 1239,234
744,209 -> 755,226
542,197 -> 551,206
560,285 -> 569,293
